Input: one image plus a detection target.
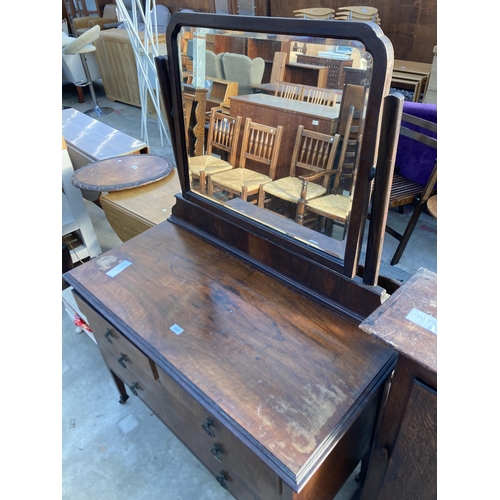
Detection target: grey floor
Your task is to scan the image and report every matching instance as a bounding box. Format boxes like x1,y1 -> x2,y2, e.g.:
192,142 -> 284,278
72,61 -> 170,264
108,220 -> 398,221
62,82 -> 437,500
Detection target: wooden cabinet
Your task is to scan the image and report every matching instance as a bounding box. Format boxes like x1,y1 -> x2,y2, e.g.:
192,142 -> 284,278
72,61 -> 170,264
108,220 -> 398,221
65,221 -> 396,500
296,54 -> 353,89
284,62 -> 328,87
358,268 -> 437,500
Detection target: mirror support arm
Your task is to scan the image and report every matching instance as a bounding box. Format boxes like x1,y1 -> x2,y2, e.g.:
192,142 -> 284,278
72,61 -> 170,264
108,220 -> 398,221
363,93 -> 404,286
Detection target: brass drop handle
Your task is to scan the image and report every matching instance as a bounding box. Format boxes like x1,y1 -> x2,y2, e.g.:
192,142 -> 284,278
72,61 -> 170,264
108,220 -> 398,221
216,471 -> 228,489
202,417 -> 215,437
104,328 -> 113,343
211,443 -> 223,462
129,383 -> 138,396
118,354 -> 127,368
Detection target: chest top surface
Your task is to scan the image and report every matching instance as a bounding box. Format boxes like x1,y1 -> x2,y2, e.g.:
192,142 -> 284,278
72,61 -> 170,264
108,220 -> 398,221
66,220 -> 394,480
359,268 -> 437,374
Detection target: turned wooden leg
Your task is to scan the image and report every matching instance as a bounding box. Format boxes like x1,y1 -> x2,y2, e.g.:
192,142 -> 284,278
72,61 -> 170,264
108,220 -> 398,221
199,172 -> 206,195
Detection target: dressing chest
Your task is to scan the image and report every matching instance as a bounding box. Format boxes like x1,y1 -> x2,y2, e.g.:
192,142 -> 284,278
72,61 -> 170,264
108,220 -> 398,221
63,12 -> 431,500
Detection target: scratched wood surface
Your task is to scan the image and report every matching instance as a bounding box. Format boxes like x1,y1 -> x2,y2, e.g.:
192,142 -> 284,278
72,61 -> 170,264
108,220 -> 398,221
359,267 -> 436,375
65,220 -> 393,476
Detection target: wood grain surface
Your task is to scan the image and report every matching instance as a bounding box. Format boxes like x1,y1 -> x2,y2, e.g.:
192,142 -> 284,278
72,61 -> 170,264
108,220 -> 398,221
65,219 -> 394,480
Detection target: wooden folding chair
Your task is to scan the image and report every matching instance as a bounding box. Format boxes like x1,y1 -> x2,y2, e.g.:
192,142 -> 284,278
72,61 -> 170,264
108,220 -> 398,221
385,111 -> 437,265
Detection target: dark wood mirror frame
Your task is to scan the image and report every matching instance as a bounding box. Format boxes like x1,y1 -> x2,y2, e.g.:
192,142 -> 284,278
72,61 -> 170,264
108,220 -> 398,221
157,13 -> 398,320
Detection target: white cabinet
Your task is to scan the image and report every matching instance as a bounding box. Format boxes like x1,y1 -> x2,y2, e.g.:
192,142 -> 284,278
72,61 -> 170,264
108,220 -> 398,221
62,137 -> 101,263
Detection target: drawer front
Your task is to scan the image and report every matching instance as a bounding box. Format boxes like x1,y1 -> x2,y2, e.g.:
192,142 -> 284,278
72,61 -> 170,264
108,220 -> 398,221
74,295 -> 156,383
155,364 -> 282,500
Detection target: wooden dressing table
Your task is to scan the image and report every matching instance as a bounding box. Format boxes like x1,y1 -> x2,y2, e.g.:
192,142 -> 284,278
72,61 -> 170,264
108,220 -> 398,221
64,13 -> 433,500
66,220 -> 396,500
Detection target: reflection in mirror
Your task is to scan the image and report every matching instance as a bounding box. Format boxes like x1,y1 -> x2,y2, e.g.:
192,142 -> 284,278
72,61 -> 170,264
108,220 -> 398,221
177,28 -> 372,260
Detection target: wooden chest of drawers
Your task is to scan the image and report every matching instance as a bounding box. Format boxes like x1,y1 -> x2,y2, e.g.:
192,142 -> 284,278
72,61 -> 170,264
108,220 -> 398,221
65,220 -> 396,500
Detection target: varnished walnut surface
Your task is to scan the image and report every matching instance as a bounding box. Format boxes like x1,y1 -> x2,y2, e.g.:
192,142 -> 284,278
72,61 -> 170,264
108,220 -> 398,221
66,220 -> 393,478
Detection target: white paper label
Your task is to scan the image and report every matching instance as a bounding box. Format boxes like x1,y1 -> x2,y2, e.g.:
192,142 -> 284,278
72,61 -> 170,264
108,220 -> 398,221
406,308 -> 437,334
106,260 -> 132,277
170,324 -> 184,335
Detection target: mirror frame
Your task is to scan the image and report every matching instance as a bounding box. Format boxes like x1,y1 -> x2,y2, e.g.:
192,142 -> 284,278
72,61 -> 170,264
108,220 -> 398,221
164,13 -> 394,281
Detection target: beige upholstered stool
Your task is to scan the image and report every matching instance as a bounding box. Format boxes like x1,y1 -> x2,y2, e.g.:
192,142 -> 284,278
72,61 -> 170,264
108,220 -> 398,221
62,25 -> 113,117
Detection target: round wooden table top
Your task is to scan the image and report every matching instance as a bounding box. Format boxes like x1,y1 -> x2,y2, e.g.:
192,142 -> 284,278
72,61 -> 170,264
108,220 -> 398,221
71,154 -> 175,192
427,195 -> 437,219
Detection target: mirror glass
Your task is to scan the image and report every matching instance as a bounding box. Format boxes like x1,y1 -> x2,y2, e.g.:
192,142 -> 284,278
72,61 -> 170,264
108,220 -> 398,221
177,27 -> 373,261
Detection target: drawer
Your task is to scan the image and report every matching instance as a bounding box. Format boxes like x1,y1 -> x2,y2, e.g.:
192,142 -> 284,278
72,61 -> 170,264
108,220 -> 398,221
74,295 -> 157,383
155,364 -> 283,500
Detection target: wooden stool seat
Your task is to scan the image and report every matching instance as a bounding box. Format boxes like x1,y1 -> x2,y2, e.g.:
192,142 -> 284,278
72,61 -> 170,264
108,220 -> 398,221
427,195 -> 437,218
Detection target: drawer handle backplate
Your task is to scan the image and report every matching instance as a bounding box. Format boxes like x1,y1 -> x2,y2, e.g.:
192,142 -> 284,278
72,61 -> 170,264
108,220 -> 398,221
129,383 -> 139,396
104,328 -> 113,343
202,417 -> 215,437
211,443 -> 223,462
216,471 -> 228,489
118,354 -> 127,368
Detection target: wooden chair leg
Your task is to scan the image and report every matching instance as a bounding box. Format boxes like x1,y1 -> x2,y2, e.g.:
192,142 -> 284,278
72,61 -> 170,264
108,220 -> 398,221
76,85 -> 84,103
390,165 -> 437,265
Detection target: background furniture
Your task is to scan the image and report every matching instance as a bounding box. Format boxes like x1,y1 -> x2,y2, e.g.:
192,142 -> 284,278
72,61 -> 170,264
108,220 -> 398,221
189,108 -> 242,194
72,3 -> 118,35
93,28 -> 167,107
258,126 -> 340,217
100,172 -> 180,242
422,46 -> 437,104
208,119 -> 284,202
62,136 -> 101,264
296,106 -> 355,233
221,53 -> 265,95
385,102 -> 437,265
293,7 -> 335,18
296,54 -> 353,89
71,154 -> 174,193
62,31 -> 101,103
229,93 -> 339,180
62,25 -> 114,117
268,1 -> 436,64
359,267 -> 437,500
283,61 -> 329,87
62,108 -> 149,201
205,77 -> 238,111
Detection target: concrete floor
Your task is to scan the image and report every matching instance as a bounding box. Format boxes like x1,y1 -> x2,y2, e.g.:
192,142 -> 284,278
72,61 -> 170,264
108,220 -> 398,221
62,82 -> 437,500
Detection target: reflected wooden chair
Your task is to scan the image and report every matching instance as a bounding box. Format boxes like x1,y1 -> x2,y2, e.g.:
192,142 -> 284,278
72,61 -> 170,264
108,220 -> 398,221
296,105 -> 355,236
189,108 -> 242,194
207,118 -> 284,202
302,86 -> 338,106
275,81 -> 303,100
257,126 -> 340,217
333,83 -> 368,195
293,8 -> 335,19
